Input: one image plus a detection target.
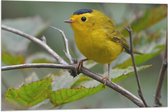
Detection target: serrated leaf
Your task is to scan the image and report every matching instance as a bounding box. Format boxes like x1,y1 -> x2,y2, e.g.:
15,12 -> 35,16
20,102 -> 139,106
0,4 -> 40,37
2,16 -> 49,53
5,77 -> 52,108
49,84 -> 104,107
2,51 -> 25,65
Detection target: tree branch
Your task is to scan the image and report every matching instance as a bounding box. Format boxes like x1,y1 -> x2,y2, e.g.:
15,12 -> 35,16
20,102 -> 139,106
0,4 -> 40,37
125,26 -> 148,107
50,26 -> 73,64
154,37 -> 167,106
1,25 -> 145,107
1,63 -> 74,71
1,25 -> 68,65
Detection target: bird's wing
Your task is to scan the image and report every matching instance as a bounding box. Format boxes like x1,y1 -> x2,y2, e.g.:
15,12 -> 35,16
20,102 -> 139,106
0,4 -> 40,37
111,36 -> 131,54
110,33 -> 143,55
107,29 -> 131,54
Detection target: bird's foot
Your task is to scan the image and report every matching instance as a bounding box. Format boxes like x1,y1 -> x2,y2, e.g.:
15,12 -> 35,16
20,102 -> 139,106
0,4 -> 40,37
76,59 -> 85,74
70,59 -> 87,77
102,74 -> 111,85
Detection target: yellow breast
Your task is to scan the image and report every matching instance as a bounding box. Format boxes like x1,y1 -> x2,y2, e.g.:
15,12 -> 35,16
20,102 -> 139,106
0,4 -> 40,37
74,29 -> 123,64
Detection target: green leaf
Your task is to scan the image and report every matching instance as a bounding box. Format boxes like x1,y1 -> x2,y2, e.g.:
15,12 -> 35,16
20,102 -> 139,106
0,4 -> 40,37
2,51 -> 25,65
5,77 -> 52,108
49,84 -> 104,106
2,16 -> 49,53
121,5 -> 167,36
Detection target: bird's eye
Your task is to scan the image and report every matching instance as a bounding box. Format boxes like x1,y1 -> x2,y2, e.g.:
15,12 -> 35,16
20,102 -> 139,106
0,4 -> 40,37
81,16 -> 87,22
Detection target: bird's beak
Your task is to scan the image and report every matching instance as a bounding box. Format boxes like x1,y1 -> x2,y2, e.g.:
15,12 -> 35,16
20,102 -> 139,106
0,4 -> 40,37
64,19 -> 74,23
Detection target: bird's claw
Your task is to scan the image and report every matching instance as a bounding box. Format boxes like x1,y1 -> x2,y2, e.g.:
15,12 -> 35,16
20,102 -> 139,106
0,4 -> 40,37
102,75 -> 110,85
76,60 -> 84,74
69,59 -> 88,77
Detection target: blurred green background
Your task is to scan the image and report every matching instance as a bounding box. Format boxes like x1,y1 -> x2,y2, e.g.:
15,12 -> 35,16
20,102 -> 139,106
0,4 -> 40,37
1,1 -> 167,110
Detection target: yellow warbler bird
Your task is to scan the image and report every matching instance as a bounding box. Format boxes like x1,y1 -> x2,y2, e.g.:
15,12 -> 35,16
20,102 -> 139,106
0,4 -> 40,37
65,9 -> 135,82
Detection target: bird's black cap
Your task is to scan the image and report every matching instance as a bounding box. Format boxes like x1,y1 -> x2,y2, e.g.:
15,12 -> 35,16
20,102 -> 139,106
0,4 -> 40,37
73,9 -> 93,15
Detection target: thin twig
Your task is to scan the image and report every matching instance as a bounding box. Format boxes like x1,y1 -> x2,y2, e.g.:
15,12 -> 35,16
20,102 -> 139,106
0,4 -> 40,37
1,63 -> 74,71
125,26 -> 148,107
1,25 -> 68,65
50,26 -> 73,64
154,37 -> 167,106
1,63 -> 145,107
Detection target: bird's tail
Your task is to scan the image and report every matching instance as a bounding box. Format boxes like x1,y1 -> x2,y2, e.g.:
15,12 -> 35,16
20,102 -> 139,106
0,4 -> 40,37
124,48 -> 143,55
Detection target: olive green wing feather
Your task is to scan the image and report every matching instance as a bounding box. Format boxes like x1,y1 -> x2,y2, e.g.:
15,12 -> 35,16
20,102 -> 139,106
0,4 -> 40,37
109,31 -> 142,55
111,36 -> 131,54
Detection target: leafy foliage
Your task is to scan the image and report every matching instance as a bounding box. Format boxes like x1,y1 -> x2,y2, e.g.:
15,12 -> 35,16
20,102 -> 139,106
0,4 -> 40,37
50,85 -> 104,106
5,78 -> 52,108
